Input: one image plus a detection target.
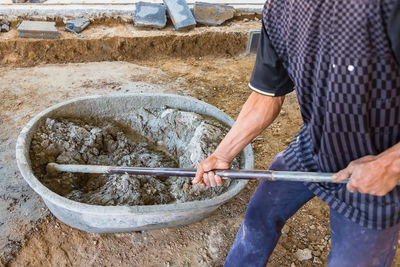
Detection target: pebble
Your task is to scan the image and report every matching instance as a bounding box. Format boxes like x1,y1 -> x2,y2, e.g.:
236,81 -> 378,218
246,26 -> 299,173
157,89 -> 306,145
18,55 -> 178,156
312,250 -> 321,257
290,263 -> 296,267
243,18 -> 249,22
313,257 -> 323,264
295,248 -> 312,261
281,225 -> 290,234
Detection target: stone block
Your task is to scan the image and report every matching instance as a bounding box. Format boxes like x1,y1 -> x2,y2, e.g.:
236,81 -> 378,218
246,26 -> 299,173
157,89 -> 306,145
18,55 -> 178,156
0,19 -> 10,26
163,0 -> 196,31
246,30 -> 260,54
18,21 -> 60,39
65,18 -> 90,33
194,2 -> 234,26
1,24 -> 9,32
134,2 -> 166,29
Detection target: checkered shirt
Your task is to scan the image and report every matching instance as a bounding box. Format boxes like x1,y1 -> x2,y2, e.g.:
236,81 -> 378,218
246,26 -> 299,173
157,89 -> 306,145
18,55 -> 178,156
251,0 -> 400,230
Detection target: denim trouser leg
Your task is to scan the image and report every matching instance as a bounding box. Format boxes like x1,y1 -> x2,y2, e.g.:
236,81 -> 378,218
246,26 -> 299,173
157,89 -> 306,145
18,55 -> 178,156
224,152 -> 315,267
224,152 -> 400,267
328,208 -> 400,267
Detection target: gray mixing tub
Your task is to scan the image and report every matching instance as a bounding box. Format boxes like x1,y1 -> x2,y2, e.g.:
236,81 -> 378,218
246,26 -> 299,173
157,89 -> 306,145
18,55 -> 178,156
16,94 -> 254,233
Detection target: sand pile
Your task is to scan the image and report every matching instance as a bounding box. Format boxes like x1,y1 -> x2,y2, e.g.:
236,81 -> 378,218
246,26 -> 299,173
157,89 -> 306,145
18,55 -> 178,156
30,108 -> 239,206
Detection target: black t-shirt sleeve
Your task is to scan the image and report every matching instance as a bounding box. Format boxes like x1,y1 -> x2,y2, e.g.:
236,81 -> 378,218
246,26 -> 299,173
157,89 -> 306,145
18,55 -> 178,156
388,0 -> 400,65
249,20 -> 294,97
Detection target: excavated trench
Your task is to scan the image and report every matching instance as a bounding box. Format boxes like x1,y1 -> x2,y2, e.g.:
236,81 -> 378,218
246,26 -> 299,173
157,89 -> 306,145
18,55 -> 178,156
0,20 -> 259,66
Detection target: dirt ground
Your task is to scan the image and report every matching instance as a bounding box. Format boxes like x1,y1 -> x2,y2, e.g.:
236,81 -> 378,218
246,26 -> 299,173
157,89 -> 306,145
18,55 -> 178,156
0,21 -> 261,67
2,56 -> 400,267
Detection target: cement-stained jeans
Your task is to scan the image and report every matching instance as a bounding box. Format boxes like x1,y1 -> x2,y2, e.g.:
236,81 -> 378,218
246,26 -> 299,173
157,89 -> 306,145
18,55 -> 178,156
224,152 -> 400,267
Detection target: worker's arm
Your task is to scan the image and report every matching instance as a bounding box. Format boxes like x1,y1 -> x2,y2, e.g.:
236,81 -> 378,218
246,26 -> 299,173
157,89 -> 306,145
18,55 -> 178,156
333,142 -> 400,196
193,92 -> 284,187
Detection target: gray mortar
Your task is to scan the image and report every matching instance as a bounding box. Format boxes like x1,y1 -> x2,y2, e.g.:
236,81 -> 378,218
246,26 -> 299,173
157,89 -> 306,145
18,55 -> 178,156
30,112 -> 238,206
16,94 -> 254,233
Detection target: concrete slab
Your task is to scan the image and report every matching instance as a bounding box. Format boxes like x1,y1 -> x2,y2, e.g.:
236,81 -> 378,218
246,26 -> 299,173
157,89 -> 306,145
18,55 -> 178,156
0,5 -> 137,22
41,0 -> 264,4
193,2 -> 234,25
0,23 -> 9,31
134,2 -> 166,29
18,20 -> 60,39
0,4 -> 262,22
246,29 -> 260,54
163,0 -> 196,30
65,18 -> 90,33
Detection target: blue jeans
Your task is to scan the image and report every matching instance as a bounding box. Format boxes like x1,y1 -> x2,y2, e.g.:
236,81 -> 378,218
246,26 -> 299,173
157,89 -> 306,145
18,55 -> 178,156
224,152 -> 400,267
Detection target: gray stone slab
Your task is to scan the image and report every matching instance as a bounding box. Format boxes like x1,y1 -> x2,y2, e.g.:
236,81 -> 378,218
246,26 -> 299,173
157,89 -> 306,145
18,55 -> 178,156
1,24 -> 9,32
0,19 -> 10,26
163,0 -> 196,31
134,2 -> 166,29
65,18 -> 90,33
194,2 -> 234,26
246,30 -> 260,54
18,20 -> 60,39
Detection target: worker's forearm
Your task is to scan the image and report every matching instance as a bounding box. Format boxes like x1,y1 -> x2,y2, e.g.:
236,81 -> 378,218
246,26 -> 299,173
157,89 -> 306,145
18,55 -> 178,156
213,92 -> 284,162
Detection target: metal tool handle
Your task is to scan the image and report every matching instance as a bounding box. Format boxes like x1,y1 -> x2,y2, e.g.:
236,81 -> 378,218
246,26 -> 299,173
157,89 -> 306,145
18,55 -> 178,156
48,163 -> 346,183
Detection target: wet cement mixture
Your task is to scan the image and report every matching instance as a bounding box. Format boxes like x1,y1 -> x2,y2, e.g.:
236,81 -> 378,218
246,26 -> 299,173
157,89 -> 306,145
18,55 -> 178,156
30,108 -> 239,206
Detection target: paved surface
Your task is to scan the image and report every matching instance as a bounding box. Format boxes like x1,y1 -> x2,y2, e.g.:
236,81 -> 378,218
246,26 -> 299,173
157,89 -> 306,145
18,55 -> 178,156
0,3 -> 262,21
0,4 -> 136,21
42,0 -> 263,4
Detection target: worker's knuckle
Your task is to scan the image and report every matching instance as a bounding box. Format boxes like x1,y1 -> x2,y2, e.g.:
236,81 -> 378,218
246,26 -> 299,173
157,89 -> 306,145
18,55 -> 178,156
349,179 -> 358,187
202,162 -> 212,171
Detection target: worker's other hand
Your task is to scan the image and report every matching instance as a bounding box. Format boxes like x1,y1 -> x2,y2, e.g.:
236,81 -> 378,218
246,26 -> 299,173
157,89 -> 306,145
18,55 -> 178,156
193,154 -> 231,188
332,155 -> 400,196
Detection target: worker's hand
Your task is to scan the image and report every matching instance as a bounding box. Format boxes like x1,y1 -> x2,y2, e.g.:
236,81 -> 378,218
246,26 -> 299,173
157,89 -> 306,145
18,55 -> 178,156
332,155 -> 400,196
193,154 -> 231,188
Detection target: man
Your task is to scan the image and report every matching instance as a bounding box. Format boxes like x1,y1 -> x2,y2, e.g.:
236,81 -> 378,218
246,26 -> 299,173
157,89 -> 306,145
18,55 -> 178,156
193,0 -> 400,266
